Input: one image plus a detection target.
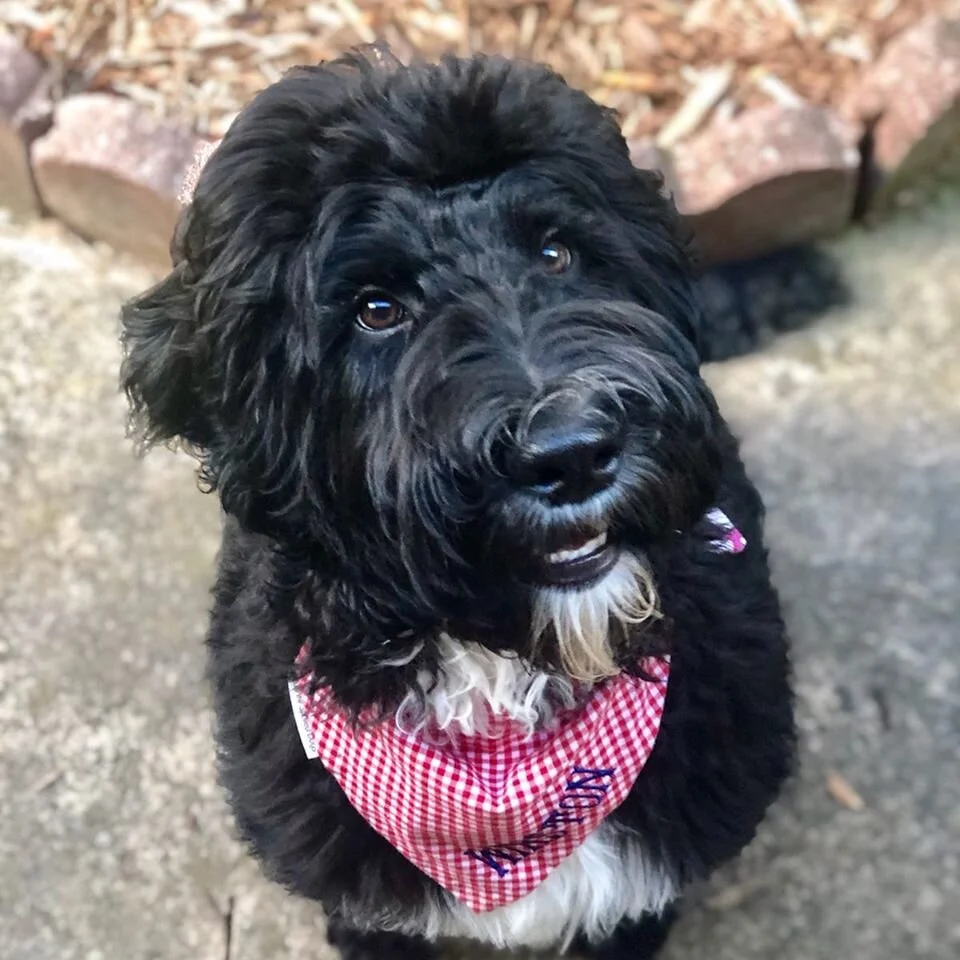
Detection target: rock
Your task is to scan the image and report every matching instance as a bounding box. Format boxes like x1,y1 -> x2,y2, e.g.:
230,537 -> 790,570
842,16 -> 960,219
668,104 -> 862,265
628,137 -> 664,172
178,138 -> 221,206
628,137 -> 680,197
0,35 -> 47,219
31,94 -> 205,270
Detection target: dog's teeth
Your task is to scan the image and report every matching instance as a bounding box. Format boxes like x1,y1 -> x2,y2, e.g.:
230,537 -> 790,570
547,532 -> 608,565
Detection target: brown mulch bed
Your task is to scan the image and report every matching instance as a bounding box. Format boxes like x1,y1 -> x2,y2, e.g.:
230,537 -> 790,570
2,1 -> 957,143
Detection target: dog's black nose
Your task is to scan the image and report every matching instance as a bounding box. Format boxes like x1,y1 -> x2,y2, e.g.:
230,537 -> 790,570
511,406 -> 623,504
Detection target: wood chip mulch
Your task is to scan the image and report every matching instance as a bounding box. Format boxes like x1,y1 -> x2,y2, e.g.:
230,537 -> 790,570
1,1 -> 956,144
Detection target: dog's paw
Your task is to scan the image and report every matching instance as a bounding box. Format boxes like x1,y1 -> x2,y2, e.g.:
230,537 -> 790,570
572,906 -> 678,960
326,922 -> 437,960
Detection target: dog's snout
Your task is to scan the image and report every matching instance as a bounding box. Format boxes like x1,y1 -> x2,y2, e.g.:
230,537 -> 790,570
510,401 -> 624,504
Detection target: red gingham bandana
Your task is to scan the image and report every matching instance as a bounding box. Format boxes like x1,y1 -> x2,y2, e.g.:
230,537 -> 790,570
289,510 -> 745,913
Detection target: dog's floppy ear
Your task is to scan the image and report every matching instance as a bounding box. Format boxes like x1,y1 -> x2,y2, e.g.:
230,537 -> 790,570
121,44 -> 406,461
120,209 -> 209,451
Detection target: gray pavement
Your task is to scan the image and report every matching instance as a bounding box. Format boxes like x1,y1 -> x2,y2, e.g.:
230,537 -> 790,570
0,194 -> 958,960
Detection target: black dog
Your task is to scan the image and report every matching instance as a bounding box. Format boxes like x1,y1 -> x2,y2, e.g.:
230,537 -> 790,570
121,46 -> 795,960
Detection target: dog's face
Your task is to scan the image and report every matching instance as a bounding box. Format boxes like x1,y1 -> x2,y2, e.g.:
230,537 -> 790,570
122,48 -> 725,689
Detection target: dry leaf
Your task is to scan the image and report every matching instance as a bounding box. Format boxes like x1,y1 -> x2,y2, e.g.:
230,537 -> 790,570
826,770 -> 866,811
598,70 -> 661,93
705,876 -> 769,911
750,65 -> 805,107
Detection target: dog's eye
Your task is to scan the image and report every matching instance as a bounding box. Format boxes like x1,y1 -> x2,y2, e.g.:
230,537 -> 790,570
356,292 -> 406,332
538,238 -> 572,274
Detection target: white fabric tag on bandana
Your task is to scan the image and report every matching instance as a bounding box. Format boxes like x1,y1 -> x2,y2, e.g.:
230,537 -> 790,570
288,508 -> 745,913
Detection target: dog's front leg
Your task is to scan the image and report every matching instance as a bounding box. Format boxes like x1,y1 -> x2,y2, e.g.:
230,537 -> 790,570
326,920 -> 437,960
573,906 -> 678,960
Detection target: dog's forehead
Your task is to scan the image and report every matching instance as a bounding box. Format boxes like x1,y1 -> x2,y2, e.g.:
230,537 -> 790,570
362,171 -> 588,259
417,179 -> 520,244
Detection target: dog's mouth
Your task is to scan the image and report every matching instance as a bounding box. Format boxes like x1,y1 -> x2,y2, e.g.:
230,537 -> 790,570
537,528 -> 618,588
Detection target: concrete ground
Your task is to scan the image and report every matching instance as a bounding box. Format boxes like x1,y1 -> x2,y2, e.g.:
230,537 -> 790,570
0,192 -> 958,960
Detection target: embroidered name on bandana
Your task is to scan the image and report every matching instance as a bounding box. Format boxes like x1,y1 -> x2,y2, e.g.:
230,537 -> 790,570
288,510 -> 745,913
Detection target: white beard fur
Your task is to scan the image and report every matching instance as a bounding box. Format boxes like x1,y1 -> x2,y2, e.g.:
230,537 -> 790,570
532,551 -> 660,683
389,561 -> 675,952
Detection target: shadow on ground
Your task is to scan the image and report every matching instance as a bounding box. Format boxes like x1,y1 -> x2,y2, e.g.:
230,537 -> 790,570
695,244 -> 853,363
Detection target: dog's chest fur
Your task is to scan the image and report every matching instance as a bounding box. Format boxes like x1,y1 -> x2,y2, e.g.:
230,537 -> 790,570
390,637 -> 676,949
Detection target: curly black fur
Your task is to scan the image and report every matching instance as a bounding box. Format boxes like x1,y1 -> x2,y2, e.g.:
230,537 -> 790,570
120,45 -> 795,959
